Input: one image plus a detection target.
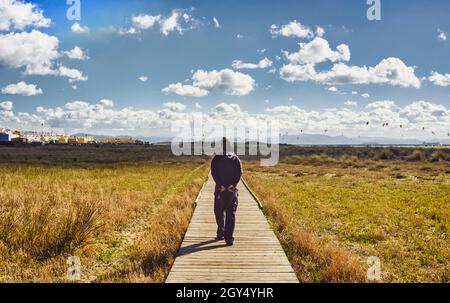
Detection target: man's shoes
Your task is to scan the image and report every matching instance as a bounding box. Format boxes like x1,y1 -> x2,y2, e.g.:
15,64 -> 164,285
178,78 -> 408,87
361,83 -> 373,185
215,235 -> 224,241
225,238 -> 234,246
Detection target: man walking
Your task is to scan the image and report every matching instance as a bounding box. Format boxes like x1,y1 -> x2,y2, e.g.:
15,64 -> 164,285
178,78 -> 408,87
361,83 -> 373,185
211,138 -> 242,246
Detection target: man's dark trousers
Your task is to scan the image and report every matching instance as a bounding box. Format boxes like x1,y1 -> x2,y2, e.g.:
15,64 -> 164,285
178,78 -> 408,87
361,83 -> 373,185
214,189 -> 238,242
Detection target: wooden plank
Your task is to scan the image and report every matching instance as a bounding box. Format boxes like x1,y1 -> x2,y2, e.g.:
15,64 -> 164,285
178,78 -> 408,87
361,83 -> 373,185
166,175 -> 298,283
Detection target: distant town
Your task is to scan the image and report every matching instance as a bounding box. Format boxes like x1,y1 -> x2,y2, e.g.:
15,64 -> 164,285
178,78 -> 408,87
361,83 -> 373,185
0,127 -> 146,146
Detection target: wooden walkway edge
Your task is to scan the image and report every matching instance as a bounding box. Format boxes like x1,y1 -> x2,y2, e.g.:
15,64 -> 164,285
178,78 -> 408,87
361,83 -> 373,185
166,175 -> 298,283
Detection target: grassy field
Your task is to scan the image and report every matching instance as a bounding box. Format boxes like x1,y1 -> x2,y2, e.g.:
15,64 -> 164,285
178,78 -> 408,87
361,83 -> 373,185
245,150 -> 449,282
0,146 -> 209,282
0,145 -> 448,282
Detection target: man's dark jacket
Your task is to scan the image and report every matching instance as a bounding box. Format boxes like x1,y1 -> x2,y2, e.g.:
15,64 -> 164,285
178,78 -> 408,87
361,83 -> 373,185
211,152 -> 242,189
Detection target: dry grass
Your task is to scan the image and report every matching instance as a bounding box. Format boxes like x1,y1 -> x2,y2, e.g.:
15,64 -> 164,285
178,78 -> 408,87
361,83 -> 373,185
86,166 -> 208,282
275,145 -> 450,162
1,145 -> 448,282
0,197 -> 99,260
0,144 -> 194,164
245,151 -> 449,282
0,161 -> 208,282
246,175 -> 367,282
94,175 -> 206,282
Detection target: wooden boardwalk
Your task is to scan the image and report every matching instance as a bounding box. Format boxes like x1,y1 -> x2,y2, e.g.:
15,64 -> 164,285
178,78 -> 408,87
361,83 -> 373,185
166,176 -> 298,283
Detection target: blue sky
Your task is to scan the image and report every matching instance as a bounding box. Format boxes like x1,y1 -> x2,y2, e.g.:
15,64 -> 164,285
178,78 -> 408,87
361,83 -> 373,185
0,0 -> 449,139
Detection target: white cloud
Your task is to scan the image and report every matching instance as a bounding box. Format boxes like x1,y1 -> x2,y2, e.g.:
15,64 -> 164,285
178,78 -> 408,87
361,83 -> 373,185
236,34 -> 244,39
162,83 -> 209,97
437,28 -> 448,41
164,69 -> 255,97
231,57 -> 273,69
139,76 -> 148,82
262,100 -> 449,137
351,91 -> 358,95
428,71 -> 450,87
366,100 -> 398,110
99,99 -> 114,107
159,9 -> 187,36
58,65 -> 88,82
278,63 -> 317,82
64,46 -> 89,60
265,105 -> 302,113
3,100 -> 449,139
316,26 -> 325,37
0,0 -> 51,31
315,58 -> 421,88
192,69 -> 255,96
118,26 -> 138,35
213,17 -> 220,28
0,30 -> 59,75
257,48 -> 266,54
0,31 -> 87,86
0,101 -> 13,111
163,102 -> 186,112
284,37 -> 351,64
344,100 -> 358,107
195,102 -> 202,109
280,57 -> 421,88
328,86 -> 339,92
120,9 -> 197,36
399,100 -> 449,123
0,100 -> 21,123
215,103 -> 241,113
13,100 -> 199,132
132,14 -> 160,30
361,93 -> 370,98
279,33 -> 420,89
1,81 -> 42,96
270,20 -> 313,38
33,100 -> 155,130
71,22 -> 89,33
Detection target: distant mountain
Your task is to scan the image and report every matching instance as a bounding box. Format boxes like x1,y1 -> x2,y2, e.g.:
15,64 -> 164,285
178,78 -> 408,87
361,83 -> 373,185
69,132 -> 450,145
281,134 -> 450,145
